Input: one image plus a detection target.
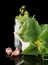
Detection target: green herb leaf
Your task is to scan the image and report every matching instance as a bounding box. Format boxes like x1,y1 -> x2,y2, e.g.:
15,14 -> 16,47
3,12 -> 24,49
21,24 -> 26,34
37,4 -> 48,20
21,45 -> 38,56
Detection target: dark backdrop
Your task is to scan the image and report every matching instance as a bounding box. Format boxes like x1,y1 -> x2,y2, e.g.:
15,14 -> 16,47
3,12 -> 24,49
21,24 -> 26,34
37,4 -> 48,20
0,0 -> 48,65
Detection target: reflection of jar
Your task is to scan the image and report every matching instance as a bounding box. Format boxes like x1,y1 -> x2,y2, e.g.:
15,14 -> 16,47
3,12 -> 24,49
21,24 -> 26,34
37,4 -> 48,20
15,55 -> 43,65
14,18 -> 22,50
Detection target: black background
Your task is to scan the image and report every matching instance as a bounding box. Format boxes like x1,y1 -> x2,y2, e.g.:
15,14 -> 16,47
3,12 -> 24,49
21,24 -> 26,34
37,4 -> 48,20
0,0 -> 48,65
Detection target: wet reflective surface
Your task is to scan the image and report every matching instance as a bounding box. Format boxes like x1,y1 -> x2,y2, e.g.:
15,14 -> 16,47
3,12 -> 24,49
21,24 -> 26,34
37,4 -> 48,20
6,54 -> 48,65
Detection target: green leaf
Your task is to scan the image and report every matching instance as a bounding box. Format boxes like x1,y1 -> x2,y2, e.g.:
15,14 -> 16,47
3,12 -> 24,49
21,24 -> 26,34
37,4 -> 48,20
41,47 -> 48,55
21,45 -> 38,56
23,17 -> 41,43
46,48 -> 48,54
39,24 -> 48,43
41,24 -> 47,30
